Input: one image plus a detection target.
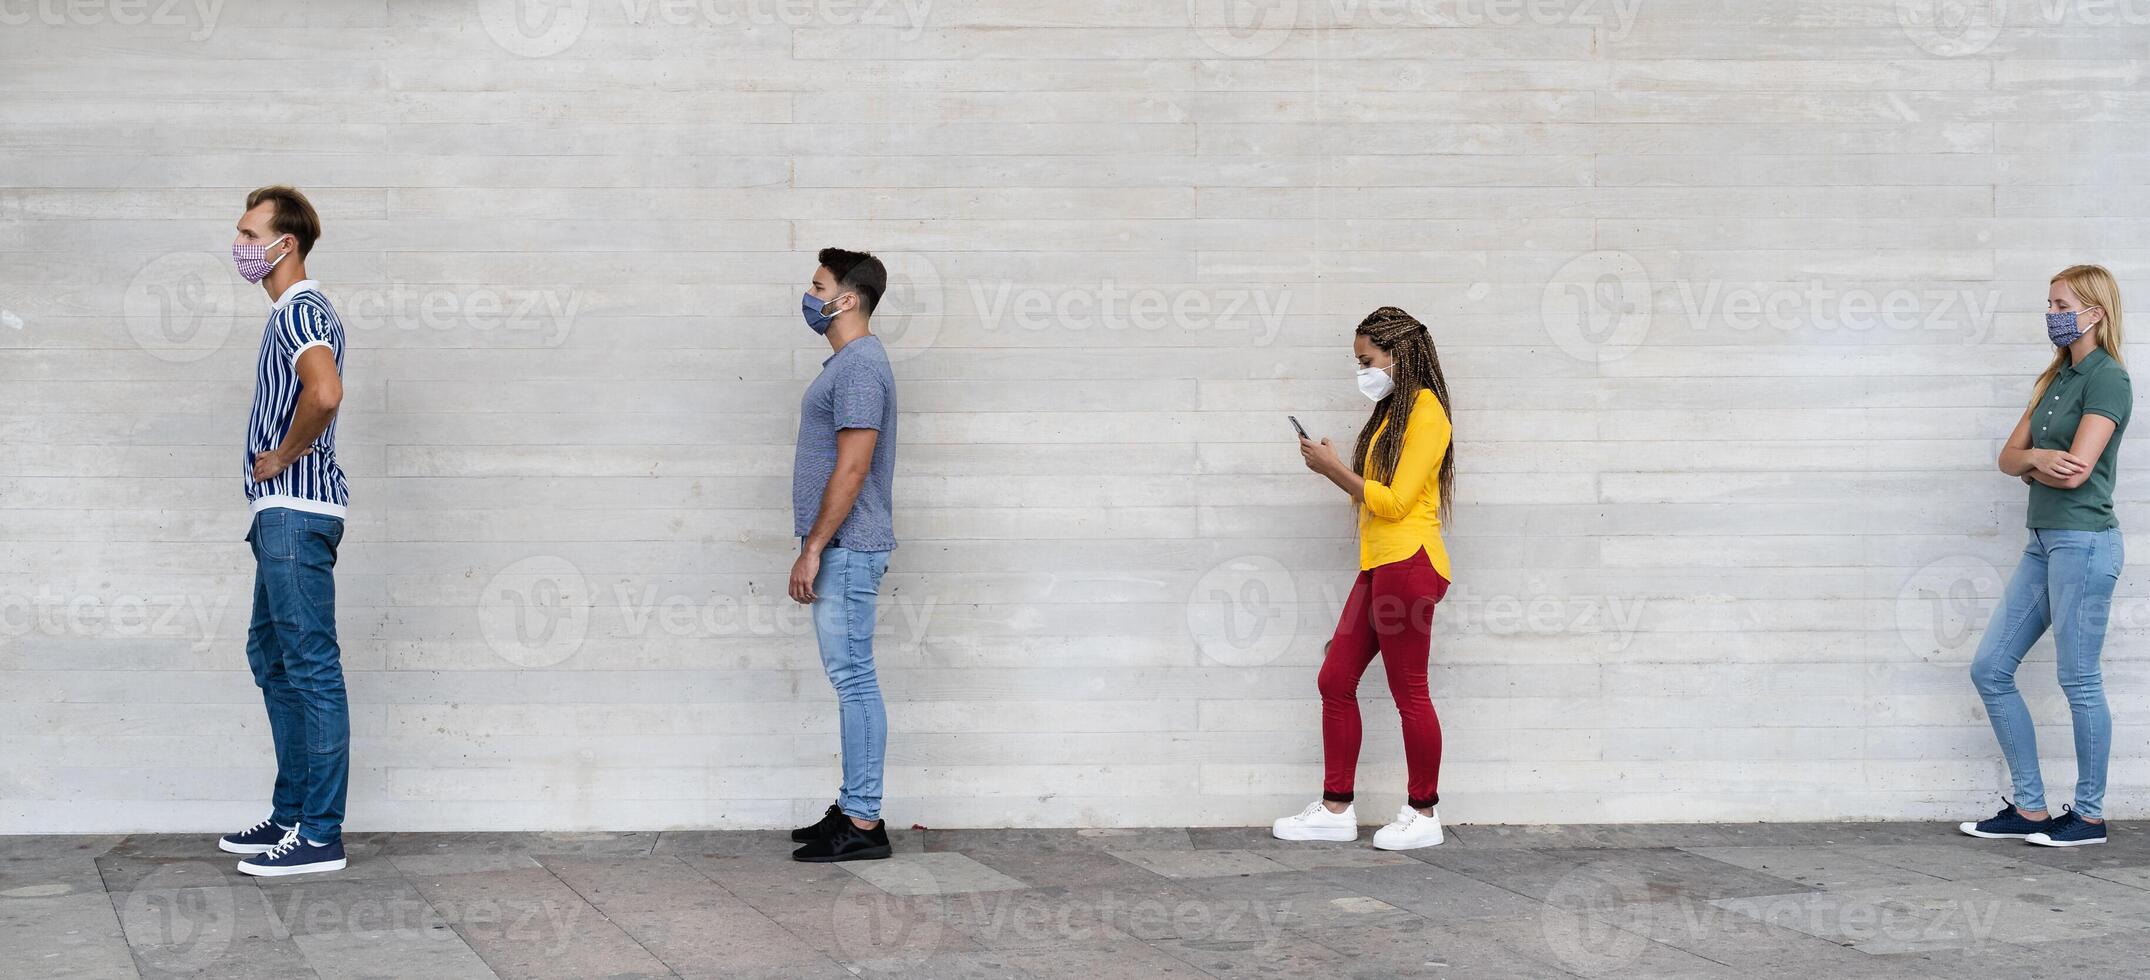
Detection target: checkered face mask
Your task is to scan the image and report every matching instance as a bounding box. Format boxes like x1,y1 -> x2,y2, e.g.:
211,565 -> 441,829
233,234 -> 292,283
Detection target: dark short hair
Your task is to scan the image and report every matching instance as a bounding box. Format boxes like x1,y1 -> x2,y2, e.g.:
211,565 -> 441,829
817,247 -> 887,315
245,185 -> 322,258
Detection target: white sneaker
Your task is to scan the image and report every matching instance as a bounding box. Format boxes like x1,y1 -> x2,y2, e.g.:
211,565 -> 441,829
1372,804 -> 1443,850
1272,800 -> 1357,842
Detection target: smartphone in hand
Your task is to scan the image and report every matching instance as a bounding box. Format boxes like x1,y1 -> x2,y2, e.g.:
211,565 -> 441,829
1288,415 -> 1309,440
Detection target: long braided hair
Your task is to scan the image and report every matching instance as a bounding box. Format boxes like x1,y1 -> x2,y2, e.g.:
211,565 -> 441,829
1351,306 -> 1454,521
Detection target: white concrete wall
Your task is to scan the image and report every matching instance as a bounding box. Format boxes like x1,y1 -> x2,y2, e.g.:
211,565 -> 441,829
3,0 -> 2147,832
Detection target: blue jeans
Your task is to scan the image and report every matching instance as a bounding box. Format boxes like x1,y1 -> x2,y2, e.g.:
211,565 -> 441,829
245,508 -> 349,844
812,546 -> 891,822
1970,528 -> 2122,820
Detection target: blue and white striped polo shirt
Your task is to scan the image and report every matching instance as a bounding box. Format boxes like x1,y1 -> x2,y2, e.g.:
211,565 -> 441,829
245,279 -> 349,518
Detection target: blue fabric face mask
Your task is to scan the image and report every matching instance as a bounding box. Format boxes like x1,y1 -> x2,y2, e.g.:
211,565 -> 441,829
2047,307 -> 2098,347
802,292 -> 842,334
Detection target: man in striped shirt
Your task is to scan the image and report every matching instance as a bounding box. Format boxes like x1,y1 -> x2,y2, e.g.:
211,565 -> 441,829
215,186 -> 353,877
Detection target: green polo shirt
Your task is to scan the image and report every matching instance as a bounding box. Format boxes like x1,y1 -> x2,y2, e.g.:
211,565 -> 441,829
2026,347 -> 2132,531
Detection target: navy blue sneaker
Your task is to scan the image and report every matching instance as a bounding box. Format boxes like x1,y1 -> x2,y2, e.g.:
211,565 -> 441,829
235,831 -> 346,877
1958,800 -> 2055,839
2027,807 -> 2108,847
218,817 -> 294,855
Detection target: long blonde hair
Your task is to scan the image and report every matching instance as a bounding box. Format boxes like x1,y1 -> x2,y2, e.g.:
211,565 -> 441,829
2031,264 -> 2126,407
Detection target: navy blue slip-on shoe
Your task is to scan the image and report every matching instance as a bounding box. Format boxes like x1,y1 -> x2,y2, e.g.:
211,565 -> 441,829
1958,800 -> 2055,839
218,817 -> 294,855
236,832 -> 347,877
2027,807 -> 2108,847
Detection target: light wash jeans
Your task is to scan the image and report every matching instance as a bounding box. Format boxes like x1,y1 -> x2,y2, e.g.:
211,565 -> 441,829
812,546 -> 892,822
1969,527 -> 2122,820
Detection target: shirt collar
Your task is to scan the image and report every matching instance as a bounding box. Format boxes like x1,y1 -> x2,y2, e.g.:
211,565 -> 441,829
821,333 -> 879,366
271,279 -> 319,311
2064,346 -> 2108,377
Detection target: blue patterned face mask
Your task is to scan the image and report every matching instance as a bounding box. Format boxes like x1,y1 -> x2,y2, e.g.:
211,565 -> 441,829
2047,307 -> 2099,346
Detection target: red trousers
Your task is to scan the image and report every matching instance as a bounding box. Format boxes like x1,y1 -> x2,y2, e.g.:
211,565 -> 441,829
1319,547 -> 1450,809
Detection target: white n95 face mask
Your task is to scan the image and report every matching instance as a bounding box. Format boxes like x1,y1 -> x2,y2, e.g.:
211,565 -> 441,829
1356,364 -> 1394,401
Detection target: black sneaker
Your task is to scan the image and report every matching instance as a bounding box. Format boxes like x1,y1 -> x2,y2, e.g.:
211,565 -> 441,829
792,802 -> 847,843
2026,806 -> 2108,847
1958,800 -> 2055,839
791,817 -> 891,862
218,817 -> 293,855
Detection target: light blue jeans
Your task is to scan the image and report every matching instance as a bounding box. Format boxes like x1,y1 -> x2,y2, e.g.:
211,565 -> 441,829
1969,528 -> 2122,820
813,546 -> 892,822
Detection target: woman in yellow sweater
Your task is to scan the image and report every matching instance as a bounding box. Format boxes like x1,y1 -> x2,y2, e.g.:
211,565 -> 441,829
1274,306 -> 1456,850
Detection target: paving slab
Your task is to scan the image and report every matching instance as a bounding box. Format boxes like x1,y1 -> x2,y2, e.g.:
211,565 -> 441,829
1681,844 -> 1953,890
841,851 -> 1032,896
611,900 -> 845,975
538,853 -> 732,913
1107,848 -> 1294,880
295,923 -> 498,980
1424,845 -> 1823,908
130,936 -> 318,980
0,891 -> 138,980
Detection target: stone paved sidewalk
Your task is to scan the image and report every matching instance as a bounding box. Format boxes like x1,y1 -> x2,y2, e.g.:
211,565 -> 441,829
4,822 -> 2146,978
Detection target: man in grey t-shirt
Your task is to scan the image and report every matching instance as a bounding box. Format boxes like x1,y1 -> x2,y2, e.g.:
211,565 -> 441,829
786,247 -> 900,863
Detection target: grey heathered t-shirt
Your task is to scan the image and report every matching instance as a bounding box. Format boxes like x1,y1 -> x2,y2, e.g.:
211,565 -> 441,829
792,334 -> 898,550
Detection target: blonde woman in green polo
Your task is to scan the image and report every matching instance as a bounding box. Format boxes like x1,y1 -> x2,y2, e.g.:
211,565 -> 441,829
1961,265 -> 2131,848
